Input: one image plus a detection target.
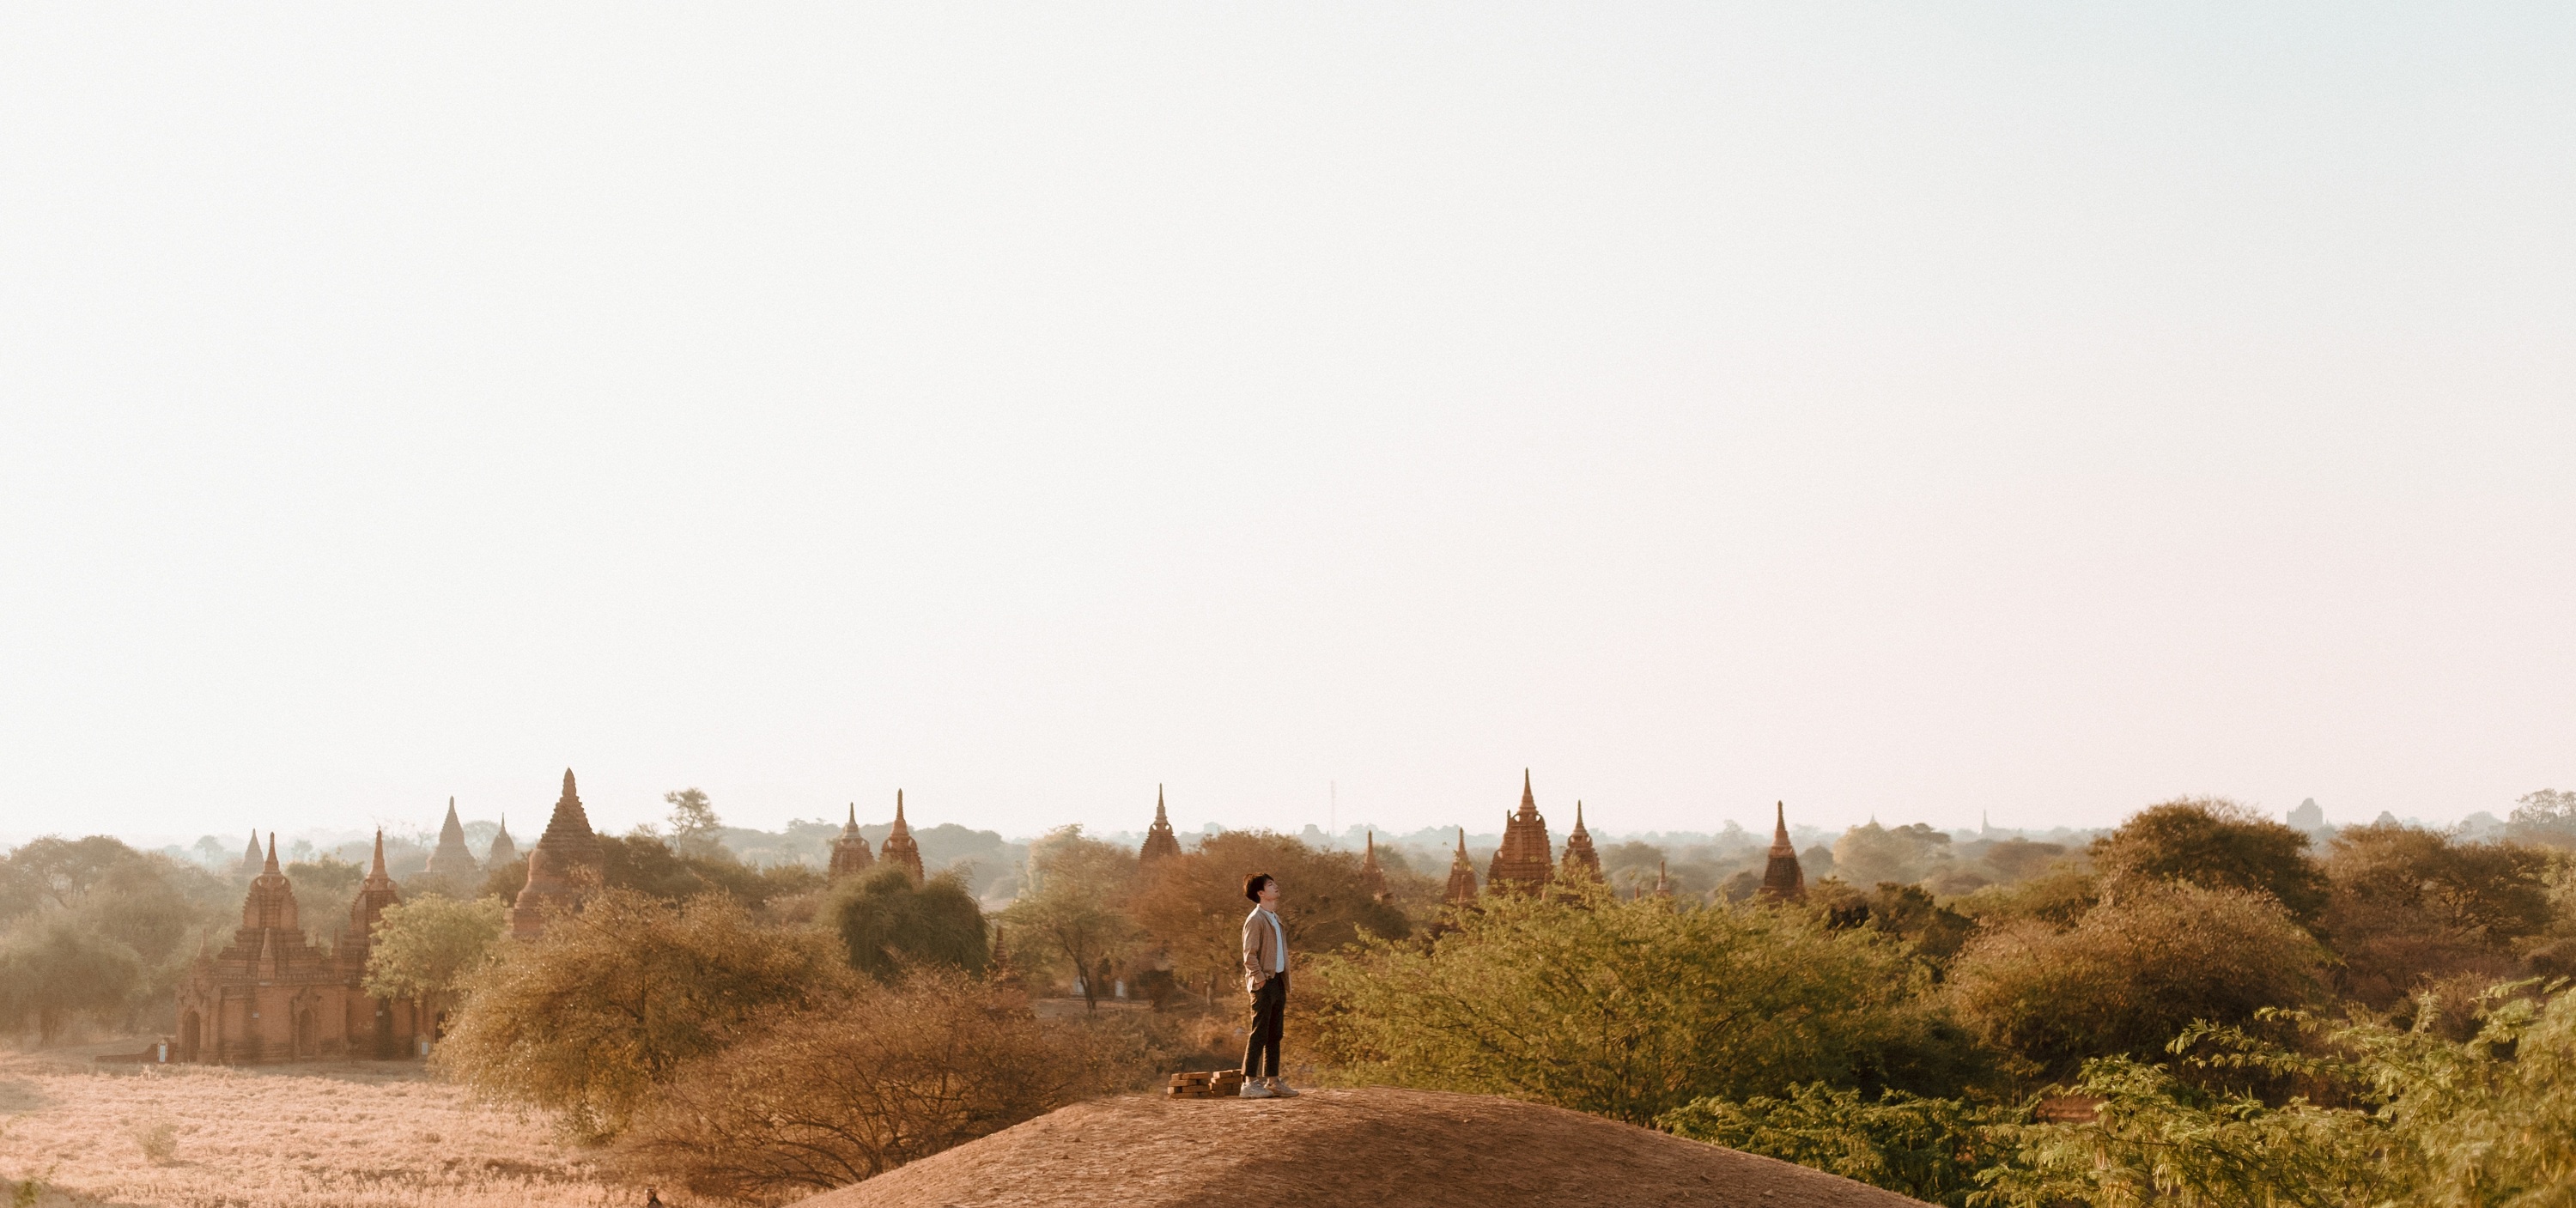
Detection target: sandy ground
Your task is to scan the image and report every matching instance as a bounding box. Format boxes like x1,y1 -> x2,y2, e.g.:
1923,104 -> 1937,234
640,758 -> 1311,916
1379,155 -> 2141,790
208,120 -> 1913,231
0,1043 -> 633,1208
795,1086 -> 1930,1208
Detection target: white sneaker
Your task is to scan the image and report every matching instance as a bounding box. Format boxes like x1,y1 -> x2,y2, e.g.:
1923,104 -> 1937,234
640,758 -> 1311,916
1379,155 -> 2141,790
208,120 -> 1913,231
1238,1077 -> 1273,1099
1267,1077 -> 1300,1098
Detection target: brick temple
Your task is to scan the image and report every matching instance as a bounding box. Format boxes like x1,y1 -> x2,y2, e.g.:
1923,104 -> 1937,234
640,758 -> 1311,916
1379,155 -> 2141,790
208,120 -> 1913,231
173,832 -> 423,1063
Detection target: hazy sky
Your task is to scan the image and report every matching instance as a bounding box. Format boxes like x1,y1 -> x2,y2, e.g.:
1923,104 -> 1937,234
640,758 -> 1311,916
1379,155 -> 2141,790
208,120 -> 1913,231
3,5 -> 2571,847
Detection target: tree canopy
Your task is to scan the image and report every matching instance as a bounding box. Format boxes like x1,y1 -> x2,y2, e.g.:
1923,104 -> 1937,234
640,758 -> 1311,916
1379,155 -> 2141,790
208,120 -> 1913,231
434,889 -> 849,1139
830,866 -> 987,983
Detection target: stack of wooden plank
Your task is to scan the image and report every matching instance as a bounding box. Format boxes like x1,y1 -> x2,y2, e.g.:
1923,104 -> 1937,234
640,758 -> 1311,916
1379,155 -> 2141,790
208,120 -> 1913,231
1165,1069 -> 1247,1099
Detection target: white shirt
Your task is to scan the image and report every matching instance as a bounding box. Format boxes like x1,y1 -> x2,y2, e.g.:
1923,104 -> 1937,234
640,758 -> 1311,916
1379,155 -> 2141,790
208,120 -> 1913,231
1260,905 -> 1286,973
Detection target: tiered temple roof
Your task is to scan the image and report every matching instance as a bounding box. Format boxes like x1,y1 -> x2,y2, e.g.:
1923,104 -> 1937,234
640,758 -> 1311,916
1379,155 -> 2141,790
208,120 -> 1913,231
424,797 -> 479,882
1444,828 -> 1479,904
1139,786 -> 1182,864
880,791 -> 925,883
1758,801 -> 1806,902
512,768 -> 605,939
1485,770 -> 1555,892
1559,801 -> 1601,882
1358,830 -> 1389,901
828,803 -> 876,883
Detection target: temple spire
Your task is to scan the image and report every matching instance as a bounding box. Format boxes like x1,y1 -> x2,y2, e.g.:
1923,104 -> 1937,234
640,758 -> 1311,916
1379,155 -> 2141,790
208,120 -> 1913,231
1759,801 -> 1807,902
370,829 -> 387,877
264,832 -> 280,875
1139,784 -> 1182,864
880,789 -> 925,883
1445,826 -> 1480,904
1358,829 -> 1388,901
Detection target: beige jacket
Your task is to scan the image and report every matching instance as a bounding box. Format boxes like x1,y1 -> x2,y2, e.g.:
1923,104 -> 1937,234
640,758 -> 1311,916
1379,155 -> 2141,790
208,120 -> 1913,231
1242,905 -> 1286,993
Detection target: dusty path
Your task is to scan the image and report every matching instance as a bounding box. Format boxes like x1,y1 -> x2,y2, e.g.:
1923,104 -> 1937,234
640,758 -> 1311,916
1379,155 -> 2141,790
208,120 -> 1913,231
796,1085 -> 1928,1208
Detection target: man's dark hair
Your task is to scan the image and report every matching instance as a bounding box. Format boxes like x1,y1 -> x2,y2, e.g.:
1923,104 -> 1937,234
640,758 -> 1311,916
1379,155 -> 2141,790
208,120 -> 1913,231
1244,872 -> 1275,903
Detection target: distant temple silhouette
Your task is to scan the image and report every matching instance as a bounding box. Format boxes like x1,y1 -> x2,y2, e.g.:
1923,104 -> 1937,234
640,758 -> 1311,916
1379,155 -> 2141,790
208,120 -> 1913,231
1759,801 -> 1806,901
1444,827 -> 1479,903
828,804 -> 875,882
1486,770 -> 1556,892
1559,800 -> 1601,882
1358,830 -> 1389,901
423,797 -> 479,883
879,790 -> 925,883
1139,786 -> 1182,864
483,815 -> 517,868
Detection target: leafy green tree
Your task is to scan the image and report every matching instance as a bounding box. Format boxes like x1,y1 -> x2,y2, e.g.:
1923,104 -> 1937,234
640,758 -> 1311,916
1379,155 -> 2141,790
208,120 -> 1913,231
361,895 -> 507,1023
1973,982 -> 2576,1207
1661,1084 -> 2008,1207
830,866 -> 987,983
0,915 -> 146,1045
2091,798 -> 2330,924
1947,881 -> 2325,1082
1001,826 -> 1141,1013
434,889 -> 850,1138
1309,883 -> 1967,1124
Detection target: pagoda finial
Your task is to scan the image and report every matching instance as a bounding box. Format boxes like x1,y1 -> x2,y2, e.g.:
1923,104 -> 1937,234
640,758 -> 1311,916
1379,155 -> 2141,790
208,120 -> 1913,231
893,789 -> 908,830
1455,826 -> 1467,857
562,768 -> 577,797
843,802 -> 860,836
1522,768 -> 1534,811
1156,784 -> 1168,824
1773,800 -> 1790,845
370,829 -> 387,877
264,831 -> 280,874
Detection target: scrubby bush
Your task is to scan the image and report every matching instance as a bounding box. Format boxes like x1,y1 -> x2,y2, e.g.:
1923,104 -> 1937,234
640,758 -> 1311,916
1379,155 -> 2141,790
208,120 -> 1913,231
1309,882 -> 1978,1124
619,969 -> 1167,1202
0,914 -> 146,1045
2090,798 -> 2330,924
1947,882 -> 2325,1082
2321,823 -> 2553,1011
434,889 -> 850,1138
830,866 -> 987,983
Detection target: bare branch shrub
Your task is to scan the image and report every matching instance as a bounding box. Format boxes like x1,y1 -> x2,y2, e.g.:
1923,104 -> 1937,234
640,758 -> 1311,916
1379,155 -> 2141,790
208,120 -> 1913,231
619,968 -> 1160,1203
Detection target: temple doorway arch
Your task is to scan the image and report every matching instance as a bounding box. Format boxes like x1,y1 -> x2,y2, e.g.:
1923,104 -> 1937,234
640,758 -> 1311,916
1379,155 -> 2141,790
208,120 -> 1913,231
294,1008 -> 316,1058
179,1011 -> 200,1063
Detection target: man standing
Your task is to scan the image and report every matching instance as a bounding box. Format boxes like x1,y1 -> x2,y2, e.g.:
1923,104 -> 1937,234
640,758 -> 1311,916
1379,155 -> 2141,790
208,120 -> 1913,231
1239,872 -> 1298,1099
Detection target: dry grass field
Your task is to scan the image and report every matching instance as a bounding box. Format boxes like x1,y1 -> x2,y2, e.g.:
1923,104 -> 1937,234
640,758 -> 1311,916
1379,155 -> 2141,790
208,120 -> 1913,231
0,1042 -> 635,1208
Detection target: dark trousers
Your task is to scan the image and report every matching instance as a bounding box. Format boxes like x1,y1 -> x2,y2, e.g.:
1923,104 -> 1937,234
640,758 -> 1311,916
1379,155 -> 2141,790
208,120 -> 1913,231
1242,971 -> 1287,1077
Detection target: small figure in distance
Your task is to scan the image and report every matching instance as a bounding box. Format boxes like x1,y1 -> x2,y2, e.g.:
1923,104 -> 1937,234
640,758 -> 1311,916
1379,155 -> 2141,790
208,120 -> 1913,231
643,1188 -> 663,1207
1239,871 -> 1298,1099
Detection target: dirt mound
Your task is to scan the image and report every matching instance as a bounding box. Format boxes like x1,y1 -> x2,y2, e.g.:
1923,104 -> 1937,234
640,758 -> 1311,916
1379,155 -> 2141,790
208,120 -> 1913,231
794,1086 -> 1926,1208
